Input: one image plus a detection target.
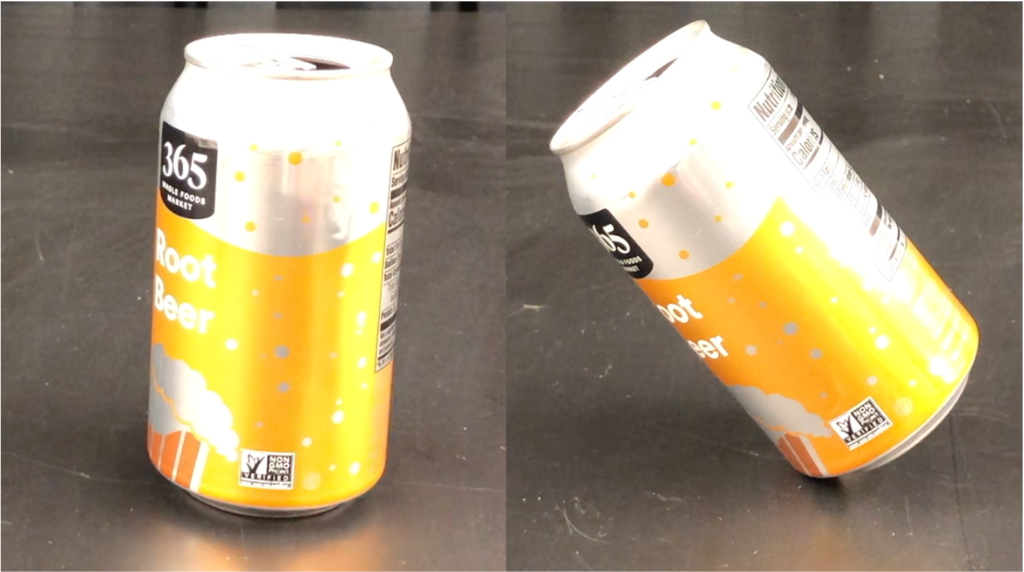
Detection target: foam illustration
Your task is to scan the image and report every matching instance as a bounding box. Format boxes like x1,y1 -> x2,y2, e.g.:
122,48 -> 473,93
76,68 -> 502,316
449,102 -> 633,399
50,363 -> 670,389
151,344 -> 240,462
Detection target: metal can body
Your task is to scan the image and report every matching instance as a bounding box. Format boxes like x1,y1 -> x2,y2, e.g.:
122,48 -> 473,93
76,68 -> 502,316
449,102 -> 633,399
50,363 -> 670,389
551,22 -> 978,477
147,34 -> 410,515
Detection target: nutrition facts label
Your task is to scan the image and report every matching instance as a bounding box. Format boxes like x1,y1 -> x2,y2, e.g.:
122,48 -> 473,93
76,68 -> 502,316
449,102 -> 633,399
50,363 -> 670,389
749,69 -> 906,281
375,139 -> 409,371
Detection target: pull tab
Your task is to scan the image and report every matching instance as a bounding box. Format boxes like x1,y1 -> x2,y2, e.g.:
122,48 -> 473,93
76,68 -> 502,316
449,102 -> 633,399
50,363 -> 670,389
229,41 -> 318,71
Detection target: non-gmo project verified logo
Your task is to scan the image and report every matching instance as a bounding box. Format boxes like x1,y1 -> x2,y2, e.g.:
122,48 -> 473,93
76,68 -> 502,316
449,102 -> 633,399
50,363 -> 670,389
829,397 -> 893,450
239,449 -> 294,490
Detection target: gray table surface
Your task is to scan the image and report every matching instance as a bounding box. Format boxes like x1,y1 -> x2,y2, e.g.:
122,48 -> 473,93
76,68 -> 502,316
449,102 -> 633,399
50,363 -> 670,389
507,3 -> 1021,571
1,4 -> 505,571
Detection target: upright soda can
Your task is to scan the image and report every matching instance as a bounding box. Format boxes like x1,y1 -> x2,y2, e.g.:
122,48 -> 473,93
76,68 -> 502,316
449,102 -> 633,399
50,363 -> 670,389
148,34 -> 410,515
550,22 -> 979,477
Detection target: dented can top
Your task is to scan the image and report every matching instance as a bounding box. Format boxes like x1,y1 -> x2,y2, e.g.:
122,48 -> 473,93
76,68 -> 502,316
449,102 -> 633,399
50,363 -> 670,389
185,33 -> 394,79
550,21 -> 712,157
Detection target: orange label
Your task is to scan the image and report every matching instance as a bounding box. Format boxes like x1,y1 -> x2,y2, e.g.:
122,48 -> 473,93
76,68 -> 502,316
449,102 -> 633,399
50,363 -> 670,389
636,197 -> 978,476
147,193 -> 393,508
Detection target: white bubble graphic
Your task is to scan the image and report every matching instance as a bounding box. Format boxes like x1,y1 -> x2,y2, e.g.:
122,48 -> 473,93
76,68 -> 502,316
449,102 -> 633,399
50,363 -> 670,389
329,465 -> 336,471
810,348 -> 823,359
278,382 -> 290,393
795,246 -> 804,254
780,221 -> 795,236
896,398 -> 914,416
875,335 -> 890,350
335,398 -> 343,405
909,379 -> 918,387
867,375 -> 878,385
255,421 -> 264,428
357,357 -> 367,369
304,472 -> 322,490
784,322 -> 798,335
928,356 -> 957,382
150,344 -> 240,462
276,345 -> 290,358
758,301 -> 767,308
337,291 -> 345,298
734,273 -> 743,280
349,462 -> 361,475
329,352 -> 338,359
830,297 -> 838,304
728,298 -> 736,304
225,339 -> 239,350
727,385 -> 831,440
252,290 -> 259,296
302,437 -> 312,447
372,252 -> 382,264
746,345 -> 757,355
332,411 -> 345,424
356,312 -> 366,328
341,263 -> 354,277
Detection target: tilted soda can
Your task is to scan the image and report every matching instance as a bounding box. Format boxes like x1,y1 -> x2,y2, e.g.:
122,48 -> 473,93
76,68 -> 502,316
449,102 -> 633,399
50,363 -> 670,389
550,21 -> 978,477
148,33 -> 410,514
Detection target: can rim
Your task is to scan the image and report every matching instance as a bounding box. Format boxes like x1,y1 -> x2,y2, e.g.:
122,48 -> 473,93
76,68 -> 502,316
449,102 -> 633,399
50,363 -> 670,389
549,20 -> 710,156
184,33 -> 394,80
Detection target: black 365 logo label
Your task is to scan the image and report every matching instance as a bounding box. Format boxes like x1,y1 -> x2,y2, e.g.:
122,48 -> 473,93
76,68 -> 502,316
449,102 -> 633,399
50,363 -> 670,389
159,122 -> 218,219
579,209 -> 653,279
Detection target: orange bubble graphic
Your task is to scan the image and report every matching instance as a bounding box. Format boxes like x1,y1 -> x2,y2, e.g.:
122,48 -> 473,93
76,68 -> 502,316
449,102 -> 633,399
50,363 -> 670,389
288,152 -> 303,165
638,219 -> 650,229
678,250 -> 691,259
234,172 -> 245,182
369,202 -> 380,214
661,173 -> 676,186
245,222 -> 257,232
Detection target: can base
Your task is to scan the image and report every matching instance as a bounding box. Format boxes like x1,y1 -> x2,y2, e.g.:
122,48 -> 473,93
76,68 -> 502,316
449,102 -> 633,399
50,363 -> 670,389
187,492 -> 355,518
853,370 -> 971,474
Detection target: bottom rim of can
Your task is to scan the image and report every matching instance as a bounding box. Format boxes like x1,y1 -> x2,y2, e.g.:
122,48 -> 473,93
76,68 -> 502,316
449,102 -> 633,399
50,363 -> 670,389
847,369 -> 972,476
186,491 -> 356,518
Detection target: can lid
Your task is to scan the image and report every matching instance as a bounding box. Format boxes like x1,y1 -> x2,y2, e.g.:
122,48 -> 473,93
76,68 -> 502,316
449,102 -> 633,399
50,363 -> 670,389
184,33 -> 393,79
550,21 -> 709,156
